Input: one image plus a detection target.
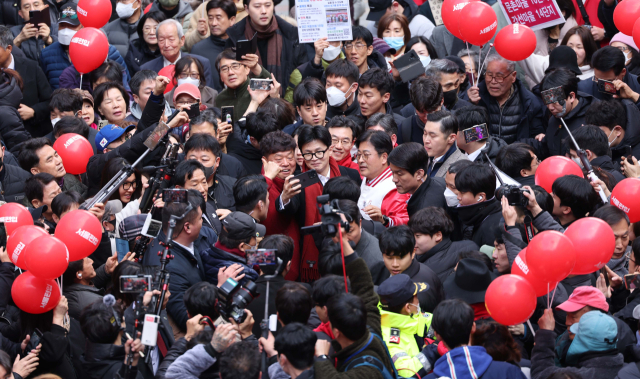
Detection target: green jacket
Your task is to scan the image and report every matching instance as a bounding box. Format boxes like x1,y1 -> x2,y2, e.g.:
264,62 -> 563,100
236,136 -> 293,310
380,307 -> 433,377
215,66 -> 271,122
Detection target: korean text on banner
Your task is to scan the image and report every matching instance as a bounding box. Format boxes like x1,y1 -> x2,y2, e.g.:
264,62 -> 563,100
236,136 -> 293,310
296,0 -> 353,43
499,0 -> 566,31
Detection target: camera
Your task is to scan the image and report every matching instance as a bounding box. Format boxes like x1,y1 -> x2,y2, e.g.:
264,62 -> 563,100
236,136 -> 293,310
301,194 -> 350,237
495,185 -> 529,207
216,278 -> 259,324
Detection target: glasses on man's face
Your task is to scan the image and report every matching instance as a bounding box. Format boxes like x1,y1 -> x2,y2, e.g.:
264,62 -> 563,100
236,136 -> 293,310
485,71 -> 513,83
344,43 -> 366,51
302,149 -> 328,161
355,152 -> 373,161
179,72 -> 200,80
219,62 -> 243,74
122,181 -> 137,190
331,138 -> 352,147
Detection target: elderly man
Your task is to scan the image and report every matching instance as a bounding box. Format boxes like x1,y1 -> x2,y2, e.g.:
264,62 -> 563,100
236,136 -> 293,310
462,54 -> 545,144
140,19 -> 213,88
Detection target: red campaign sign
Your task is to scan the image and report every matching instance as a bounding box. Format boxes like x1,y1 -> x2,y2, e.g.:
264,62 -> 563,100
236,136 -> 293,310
499,0 -> 566,31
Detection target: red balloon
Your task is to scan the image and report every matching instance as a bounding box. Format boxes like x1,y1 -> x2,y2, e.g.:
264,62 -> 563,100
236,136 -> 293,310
511,248 -> 556,297
52,133 -> 93,175
0,203 -> 33,236
24,235 -> 69,280
7,225 -> 48,269
634,21 -> 640,70
77,0 -> 112,28
55,210 -> 102,261
565,218 -> 616,275
527,231 -> 576,283
12,272 -> 61,314
442,0 -> 478,41
534,156 -> 584,193
494,24 -> 536,61
159,65 -> 176,94
614,0 -> 640,36
69,27 -> 109,74
485,274 -> 537,326
459,2 -> 497,46
611,178 -> 640,223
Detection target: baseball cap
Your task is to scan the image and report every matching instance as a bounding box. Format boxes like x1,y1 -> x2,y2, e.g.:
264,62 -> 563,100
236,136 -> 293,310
367,0 -> 393,21
378,274 -> 428,309
173,83 -> 201,103
569,311 -> 618,353
222,212 -> 266,240
95,124 -> 135,152
556,286 -> 609,313
58,2 -> 80,26
119,214 -> 148,240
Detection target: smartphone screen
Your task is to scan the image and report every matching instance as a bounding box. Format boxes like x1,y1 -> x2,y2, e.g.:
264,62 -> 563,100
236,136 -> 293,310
115,238 -> 129,262
246,249 -> 277,266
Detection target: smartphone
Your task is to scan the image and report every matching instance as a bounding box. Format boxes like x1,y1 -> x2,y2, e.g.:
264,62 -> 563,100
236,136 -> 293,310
115,238 -> 130,262
541,86 -> 566,105
185,103 -> 200,119
141,214 -> 162,238
250,78 -> 273,91
162,189 -> 188,203
291,169 -> 321,190
143,121 -> 170,151
246,249 -> 277,266
236,32 -> 257,61
22,328 -> 42,358
393,50 -> 424,83
600,266 -> 610,288
0,223 -> 6,252
120,274 -> 152,293
624,145 -> 633,161
625,273 -> 640,290
463,123 -> 489,143
28,7 -> 50,27
597,79 -> 618,95
221,106 -> 234,126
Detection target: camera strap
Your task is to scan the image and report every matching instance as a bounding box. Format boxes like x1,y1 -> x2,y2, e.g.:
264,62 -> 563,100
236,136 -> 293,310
523,212 -> 535,243
574,0 -> 591,26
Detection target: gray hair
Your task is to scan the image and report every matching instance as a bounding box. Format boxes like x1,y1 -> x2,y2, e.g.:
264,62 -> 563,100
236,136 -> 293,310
103,200 -> 123,223
189,109 -> 218,131
457,49 -> 478,70
365,113 -> 398,136
0,26 -> 13,50
157,19 -> 184,40
425,59 -> 461,81
485,54 -> 515,73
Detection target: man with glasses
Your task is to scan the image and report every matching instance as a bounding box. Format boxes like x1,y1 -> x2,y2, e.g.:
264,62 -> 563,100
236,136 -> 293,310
11,0 -> 57,61
326,116 -> 359,171
344,26 -> 388,76
463,54 -> 545,145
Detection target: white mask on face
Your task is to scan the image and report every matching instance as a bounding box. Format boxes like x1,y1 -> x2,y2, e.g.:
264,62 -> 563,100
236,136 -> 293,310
116,1 -> 139,19
51,117 -> 61,127
58,28 -> 77,46
326,84 -> 353,107
571,156 -> 584,168
322,44 -> 342,61
607,129 -> 616,147
177,77 -> 200,87
408,302 -> 421,317
625,51 -> 632,65
444,187 -> 459,207
420,55 -> 431,68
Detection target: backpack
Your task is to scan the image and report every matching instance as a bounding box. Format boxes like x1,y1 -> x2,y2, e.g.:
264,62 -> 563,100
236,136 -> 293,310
343,331 -> 407,379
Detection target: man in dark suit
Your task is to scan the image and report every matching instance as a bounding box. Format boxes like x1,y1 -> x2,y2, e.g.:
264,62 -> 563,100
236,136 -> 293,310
140,19 -> 214,88
0,26 -> 52,138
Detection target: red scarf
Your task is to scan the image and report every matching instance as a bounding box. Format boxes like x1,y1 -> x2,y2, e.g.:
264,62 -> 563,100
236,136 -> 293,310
471,303 -> 491,320
336,153 -> 359,172
314,321 -> 335,339
214,241 -> 246,259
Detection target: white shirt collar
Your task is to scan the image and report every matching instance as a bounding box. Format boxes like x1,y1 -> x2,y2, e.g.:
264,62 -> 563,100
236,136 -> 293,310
163,52 -> 182,67
318,166 -> 331,186
173,240 -> 195,256
7,54 -> 14,71
466,144 -> 487,162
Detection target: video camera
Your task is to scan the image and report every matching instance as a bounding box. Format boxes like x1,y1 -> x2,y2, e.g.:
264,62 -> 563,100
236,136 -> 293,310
216,278 -> 259,324
301,194 -> 351,237
495,185 -> 529,207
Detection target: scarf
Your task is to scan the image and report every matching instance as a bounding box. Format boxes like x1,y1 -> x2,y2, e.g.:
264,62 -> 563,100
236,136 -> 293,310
471,303 -> 491,320
314,321 -> 335,339
214,241 -> 246,260
245,17 -> 283,94
299,158 -> 342,282
336,154 -> 359,171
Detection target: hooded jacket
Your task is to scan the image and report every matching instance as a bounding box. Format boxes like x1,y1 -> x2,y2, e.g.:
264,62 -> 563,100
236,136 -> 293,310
0,75 -> 32,154
417,237 -> 479,282
426,345 -> 526,379
103,17 -> 140,58
225,133 -> 263,175
457,198 -> 503,248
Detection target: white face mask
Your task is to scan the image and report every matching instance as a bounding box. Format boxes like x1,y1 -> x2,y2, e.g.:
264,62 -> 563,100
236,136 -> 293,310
420,55 -> 431,68
322,44 -> 342,62
625,51 -> 632,65
58,28 -> 77,46
444,187 -> 459,207
408,302 -> 421,317
326,84 -> 353,107
607,129 -> 616,147
51,117 -> 61,127
571,156 -> 584,168
177,77 -> 200,87
116,1 -> 139,19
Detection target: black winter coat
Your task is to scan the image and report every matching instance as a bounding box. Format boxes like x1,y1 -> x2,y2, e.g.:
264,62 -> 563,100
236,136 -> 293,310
0,0 -> 21,29
0,162 -> 31,205
417,237 -> 479,282
12,54 -> 52,138
190,35 -> 227,92
225,134 -> 263,175
472,136 -> 508,164
29,324 -> 79,379
124,38 -> 161,77
82,341 -> 148,379
406,175 -> 447,217
0,75 -> 31,154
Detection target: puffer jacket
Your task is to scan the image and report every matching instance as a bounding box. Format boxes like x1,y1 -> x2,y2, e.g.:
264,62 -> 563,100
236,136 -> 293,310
200,243 -> 259,285
102,17 -> 140,58
148,0 -> 192,23
0,75 -> 32,154
417,237 -> 479,282
124,38 -> 161,76
0,162 -> 31,206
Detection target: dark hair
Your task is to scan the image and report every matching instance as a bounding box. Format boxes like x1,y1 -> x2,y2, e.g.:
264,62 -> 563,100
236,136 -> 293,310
556,0 -> 576,18
355,129 -> 393,157
426,110 -> 458,135
54,116 -> 89,139
49,88 -> 83,113
79,299 -> 125,344
377,13 -> 410,45
219,341 -> 260,379
260,130 -> 297,157
259,98 -> 296,129
447,159 -> 474,175
593,204 -> 630,227
90,60 -> 124,88
591,45 -> 627,75
531,185 -> 554,214
318,239 -> 345,276
293,77 -> 327,107
365,113 -> 398,137
565,124 -> 608,157
471,323 -> 522,364
233,175 -> 268,213
297,124 -> 332,150
458,251 -> 494,271
189,109 -> 218,134
431,299 -> 475,349
409,207 -> 454,238
313,275 -> 350,306
358,67 -> 394,95
62,258 -> 85,288
51,191 -> 82,217
101,157 -> 142,201
162,189 -> 204,238
410,77 -> 443,113
322,176 -> 361,202
130,70 -> 158,97
495,143 -> 535,178
325,59 -> 360,85
25,173 -> 56,203
136,11 -> 167,48
276,282 -> 313,325
453,105 -> 489,131
172,159 -> 206,188
561,26 -> 598,66
274,323 -> 317,370
184,133 -> 222,158
405,36 -> 438,60
584,100 -> 627,131
0,351 -> 12,375
552,175 -> 600,219
388,142 -> 428,175
215,48 -> 237,72
219,227 -> 253,249
173,56 -> 206,87
541,68 -> 579,99
184,282 -> 219,320
246,109 -> 279,143
258,235 -> 294,276
206,0 -> 236,19
632,238 -> 640,265
349,25 -> 374,46
326,293 -> 367,340
425,59 -> 461,81
379,225 -> 415,257
326,115 -> 357,141
455,163 -> 496,197
20,309 -> 53,341
544,373 -> 584,379
337,199 -> 360,226
93,82 -> 130,114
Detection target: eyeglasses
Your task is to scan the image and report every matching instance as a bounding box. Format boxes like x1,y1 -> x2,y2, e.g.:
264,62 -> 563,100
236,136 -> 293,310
302,149 -> 328,161
179,72 -> 200,80
615,46 -> 629,53
122,181 -> 137,190
143,25 -> 158,34
485,71 -> 513,83
344,43 -> 366,51
355,152 -> 373,161
219,63 -> 243,74
331,138 -> 352,147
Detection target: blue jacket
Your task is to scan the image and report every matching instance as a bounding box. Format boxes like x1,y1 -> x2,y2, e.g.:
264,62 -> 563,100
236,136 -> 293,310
426,346 -> 526,379
200,244 -> 259,286
40,42 -> 130,90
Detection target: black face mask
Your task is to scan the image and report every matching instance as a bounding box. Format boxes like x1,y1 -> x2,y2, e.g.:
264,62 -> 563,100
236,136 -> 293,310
443,88 -> 459,110
204,166 -> 215,179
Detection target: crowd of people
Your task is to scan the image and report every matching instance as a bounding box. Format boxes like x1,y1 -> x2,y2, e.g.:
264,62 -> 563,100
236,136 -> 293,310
0,0 -> 638,377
